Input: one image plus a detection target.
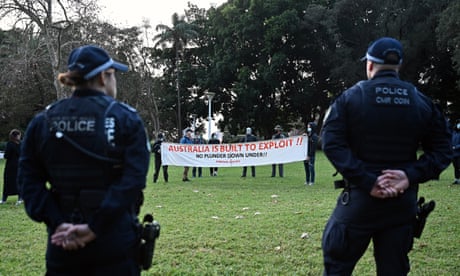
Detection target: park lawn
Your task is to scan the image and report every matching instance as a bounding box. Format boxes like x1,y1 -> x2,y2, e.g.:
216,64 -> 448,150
0,151 -> 459,275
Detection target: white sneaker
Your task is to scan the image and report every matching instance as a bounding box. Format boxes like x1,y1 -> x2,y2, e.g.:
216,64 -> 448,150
15,200 -> 23,205
304,181 -> 308,185
309,182 -> 314,186
0,200 -> 5,204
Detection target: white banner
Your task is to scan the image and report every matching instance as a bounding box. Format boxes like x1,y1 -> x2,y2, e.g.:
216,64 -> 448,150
161,136 -> 308,167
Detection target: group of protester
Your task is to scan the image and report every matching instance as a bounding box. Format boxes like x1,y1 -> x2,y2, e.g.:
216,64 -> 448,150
1,38 -> 457,275
152,123 -> 319,184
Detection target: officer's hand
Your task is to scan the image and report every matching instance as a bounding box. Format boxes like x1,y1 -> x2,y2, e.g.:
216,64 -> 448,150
372,170 -> 409,199
369,184 -> 397,199
378,170 -> 409,196
51,223 -> 73,246
51,224 -> 96,250
61,224 -> 96,251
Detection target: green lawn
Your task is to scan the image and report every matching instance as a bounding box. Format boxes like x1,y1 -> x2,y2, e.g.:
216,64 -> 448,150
0,152 -> 459,275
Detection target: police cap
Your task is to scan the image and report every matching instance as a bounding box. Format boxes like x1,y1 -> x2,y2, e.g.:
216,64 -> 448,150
361,37 -> 403,65
67,45 -> 129,80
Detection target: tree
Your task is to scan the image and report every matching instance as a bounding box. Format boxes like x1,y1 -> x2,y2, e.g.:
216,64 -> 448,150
436,0 -> 460,118
202,0 -> 334,137
0,0 -> 100,99
153,13 -> 199,140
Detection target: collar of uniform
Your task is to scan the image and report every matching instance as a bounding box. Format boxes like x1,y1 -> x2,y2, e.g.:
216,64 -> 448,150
372,70 -> 399,80
72,89 -> 106,97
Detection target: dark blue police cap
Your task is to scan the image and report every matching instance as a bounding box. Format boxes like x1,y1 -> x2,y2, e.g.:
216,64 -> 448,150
361,37 -> 403,65
67,45 -> 129,80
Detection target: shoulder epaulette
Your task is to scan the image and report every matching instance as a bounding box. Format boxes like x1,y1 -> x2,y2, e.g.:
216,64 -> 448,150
45,98 -> 68,111
119,102 -> 137,112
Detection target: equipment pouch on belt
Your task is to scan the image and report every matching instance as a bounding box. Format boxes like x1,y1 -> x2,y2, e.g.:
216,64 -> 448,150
139,213 -> 161,270
413,197 -> 435,239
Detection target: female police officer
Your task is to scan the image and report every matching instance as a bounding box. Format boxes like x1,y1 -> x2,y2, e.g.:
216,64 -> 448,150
18,45 -> 150,275
321,37 -> 452,275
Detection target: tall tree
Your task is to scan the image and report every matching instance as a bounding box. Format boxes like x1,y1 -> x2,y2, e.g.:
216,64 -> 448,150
153,13 -> 199,140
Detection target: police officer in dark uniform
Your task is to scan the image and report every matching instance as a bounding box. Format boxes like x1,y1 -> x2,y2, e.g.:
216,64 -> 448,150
18,45 -> 150,275
321,37 -> 452,275
152,133 -> 168,183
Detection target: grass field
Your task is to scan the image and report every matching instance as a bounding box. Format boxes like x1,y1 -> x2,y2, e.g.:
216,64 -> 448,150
0,152 -> 459,275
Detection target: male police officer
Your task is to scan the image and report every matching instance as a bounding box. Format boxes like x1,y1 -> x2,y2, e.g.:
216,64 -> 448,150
18,45 -> 150,275
321,37 -> 452,275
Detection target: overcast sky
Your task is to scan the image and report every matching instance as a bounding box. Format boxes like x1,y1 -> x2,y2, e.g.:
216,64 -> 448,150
98,0 -> 227,28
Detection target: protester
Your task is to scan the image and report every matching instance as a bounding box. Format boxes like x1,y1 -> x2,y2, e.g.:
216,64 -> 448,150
321,37 -> 452,275
152,133 -> 168,183
303,122 -> 318,186
192,130 -> 204,178
180,128 -> 194,181
452,119 -> 460,184
18,45 -> 150,275
1,129 -> 22,205
271,125 -> 285,177
241,127 -> 257,177
208,133 -> 220,176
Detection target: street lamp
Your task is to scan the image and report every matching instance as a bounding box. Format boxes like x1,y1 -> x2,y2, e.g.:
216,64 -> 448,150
204,91 -> 215,141
190,113 -> 197,132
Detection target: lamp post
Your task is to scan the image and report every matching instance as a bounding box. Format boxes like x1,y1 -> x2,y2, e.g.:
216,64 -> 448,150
204,91 -> 215,141
190,113 -> 197,132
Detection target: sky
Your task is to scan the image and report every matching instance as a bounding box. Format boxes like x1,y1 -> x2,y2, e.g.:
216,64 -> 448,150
98,0 -> 227,28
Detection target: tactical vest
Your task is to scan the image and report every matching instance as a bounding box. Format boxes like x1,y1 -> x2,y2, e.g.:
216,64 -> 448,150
42,95 -> 123,222
350,78 -> 429,166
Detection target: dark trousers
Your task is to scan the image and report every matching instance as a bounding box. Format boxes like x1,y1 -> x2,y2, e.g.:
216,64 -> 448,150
153,157 -> 168,183
271,164 -> 283,177
322,217 -> 412,276
210,167 -> 218,176
453,156 -> 460,179
192,167 -> 202,177
304,156 -> 315,183
242,166 -> 255,177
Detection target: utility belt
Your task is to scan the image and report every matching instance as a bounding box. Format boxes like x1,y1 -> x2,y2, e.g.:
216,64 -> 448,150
334,179 -> 357,205
334,178 -> 435,239
55,189 -> 107,223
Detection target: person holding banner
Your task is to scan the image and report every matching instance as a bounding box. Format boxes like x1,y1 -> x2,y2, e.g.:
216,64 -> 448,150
192,130 -> 204,178
271,125 -> 285,177
241,127 -> 257,177
208,133 -> 220,176
180,128 -> 194,182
